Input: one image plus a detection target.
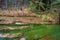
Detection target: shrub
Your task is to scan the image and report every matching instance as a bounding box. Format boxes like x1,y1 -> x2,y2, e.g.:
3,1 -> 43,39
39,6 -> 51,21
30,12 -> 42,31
42,15 -> 48,21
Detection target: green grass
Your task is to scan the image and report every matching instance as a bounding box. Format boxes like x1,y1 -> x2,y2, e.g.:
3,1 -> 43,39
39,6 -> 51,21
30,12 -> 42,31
0,24 -> 60,40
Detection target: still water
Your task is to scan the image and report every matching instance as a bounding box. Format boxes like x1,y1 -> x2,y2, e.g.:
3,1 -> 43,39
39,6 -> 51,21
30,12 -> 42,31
0,24 -> 60,40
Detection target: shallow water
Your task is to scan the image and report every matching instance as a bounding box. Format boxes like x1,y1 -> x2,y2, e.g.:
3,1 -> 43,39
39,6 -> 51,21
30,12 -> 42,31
0,24 -> 60,40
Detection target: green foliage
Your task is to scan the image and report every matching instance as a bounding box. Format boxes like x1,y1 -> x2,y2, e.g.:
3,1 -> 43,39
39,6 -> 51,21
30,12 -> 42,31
29,0 -> 60,13
42,15 -> 48,21
29,1 -> 37,11
39,2 -> 45,6
29,0 -> 45,12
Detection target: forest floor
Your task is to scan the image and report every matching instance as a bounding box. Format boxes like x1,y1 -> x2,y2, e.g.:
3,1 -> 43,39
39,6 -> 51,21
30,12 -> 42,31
0,8 -> 58,24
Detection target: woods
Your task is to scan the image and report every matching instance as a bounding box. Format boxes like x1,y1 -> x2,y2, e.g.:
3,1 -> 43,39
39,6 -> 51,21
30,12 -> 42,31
0,0 -> 60,40
0,0 -> 60,24
0,0 -> 29,9
31,0 -> 51,11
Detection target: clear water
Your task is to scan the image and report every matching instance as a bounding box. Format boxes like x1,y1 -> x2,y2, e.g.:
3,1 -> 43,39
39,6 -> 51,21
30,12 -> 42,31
0,24 -> 60,40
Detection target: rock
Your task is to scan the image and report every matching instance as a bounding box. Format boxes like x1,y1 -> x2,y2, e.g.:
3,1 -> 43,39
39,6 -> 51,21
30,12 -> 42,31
15,22 -> 24,24
20,37 -> 26,40
0,34 -> 9,37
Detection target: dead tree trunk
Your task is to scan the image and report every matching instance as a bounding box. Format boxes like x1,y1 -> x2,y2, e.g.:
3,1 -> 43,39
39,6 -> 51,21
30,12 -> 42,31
57,7 -> 60,24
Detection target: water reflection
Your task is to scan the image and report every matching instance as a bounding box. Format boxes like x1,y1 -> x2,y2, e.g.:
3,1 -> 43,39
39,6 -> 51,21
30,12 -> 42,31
0,37 -> 14,40
0,24 -> 60,40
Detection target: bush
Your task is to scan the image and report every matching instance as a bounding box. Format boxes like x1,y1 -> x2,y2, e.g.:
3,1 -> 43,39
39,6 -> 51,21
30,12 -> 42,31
42,15 -> 48,21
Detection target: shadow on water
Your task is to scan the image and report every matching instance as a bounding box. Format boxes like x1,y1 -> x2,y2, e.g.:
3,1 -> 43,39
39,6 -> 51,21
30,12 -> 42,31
0,37 -> 14,40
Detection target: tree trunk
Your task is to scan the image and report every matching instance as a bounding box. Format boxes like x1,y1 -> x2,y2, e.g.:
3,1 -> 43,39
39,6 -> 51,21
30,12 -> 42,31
57,7 -> 60,24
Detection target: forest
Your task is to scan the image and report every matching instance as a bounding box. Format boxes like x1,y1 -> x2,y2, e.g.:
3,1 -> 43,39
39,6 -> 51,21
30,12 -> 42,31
0,0 -> 60,40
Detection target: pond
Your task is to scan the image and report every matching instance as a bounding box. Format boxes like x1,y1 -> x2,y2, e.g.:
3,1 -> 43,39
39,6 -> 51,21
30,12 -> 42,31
0,24 -> 60,40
